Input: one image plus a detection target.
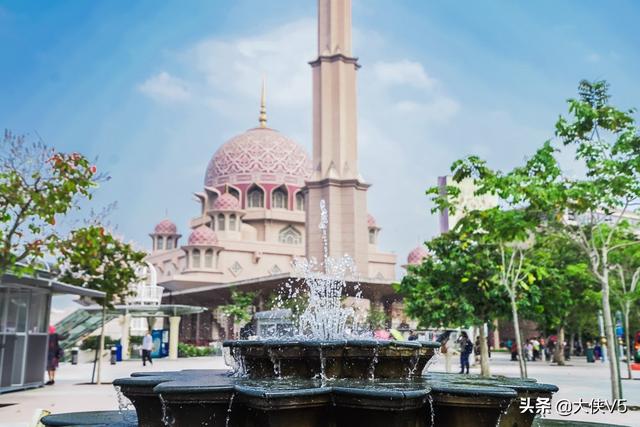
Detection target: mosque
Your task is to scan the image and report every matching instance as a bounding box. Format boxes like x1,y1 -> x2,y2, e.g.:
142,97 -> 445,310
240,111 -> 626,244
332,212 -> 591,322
146,0 -> 428,343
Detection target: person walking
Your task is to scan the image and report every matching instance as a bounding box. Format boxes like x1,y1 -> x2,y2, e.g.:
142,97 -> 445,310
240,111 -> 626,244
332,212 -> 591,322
510,340 -> 518,361
457,331 -> 473,374
142,331 -> 153,366
46,325 -> 62,385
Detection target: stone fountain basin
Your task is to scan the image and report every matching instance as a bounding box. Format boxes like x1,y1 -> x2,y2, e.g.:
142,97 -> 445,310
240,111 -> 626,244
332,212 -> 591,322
223,339 -> 440,379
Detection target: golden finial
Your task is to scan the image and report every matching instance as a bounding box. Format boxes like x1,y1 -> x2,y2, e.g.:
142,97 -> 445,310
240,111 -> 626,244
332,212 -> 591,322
259,77 -> 267,128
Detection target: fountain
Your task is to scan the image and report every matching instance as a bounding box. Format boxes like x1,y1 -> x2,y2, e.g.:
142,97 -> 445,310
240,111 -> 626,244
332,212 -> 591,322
41,201 -> 571,427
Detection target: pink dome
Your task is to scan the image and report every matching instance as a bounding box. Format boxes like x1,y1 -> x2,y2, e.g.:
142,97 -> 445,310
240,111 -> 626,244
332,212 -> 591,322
204,127 -> 311,187
154,219 -> 177,235
188,225 -> 218,246
367,214 -> 377,228
213,193 -> 240,211
407,246 -> 429,265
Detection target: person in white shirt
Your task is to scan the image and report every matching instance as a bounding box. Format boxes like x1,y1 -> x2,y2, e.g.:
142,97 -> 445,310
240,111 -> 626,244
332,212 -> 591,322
142,332 -> 153,366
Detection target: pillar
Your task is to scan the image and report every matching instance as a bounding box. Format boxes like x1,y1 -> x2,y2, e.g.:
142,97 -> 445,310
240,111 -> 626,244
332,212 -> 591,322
169,316 -> 181,360
121,314 -> 131,360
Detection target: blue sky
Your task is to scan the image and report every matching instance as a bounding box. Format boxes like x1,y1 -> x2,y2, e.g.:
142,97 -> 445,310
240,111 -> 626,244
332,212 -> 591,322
1,0 -> 639,264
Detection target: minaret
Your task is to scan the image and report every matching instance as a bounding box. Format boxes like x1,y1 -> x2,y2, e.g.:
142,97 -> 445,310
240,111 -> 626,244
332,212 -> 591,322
305,0 -> 370,275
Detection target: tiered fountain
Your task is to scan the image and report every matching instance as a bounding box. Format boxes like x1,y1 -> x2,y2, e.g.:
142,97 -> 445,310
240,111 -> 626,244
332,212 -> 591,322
42,202 -> 560,427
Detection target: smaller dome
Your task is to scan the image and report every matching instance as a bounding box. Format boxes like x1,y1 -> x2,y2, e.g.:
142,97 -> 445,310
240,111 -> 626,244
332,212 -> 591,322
367,214 -> 377,228
154,219 -> 177,235
213,193 -> 240,211
188,225 -> 218,246
407,246 -> 429,265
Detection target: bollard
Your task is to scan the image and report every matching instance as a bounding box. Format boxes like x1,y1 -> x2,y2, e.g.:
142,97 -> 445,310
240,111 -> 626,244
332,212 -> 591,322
110,346 -> 117,365
71,347 -> 79,365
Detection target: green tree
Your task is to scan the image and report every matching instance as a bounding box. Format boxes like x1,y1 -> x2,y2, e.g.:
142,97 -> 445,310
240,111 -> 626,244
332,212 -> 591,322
429,175 -> 543,377
503,80 -> 639,399
58,225 -> 146,384
608,223 -> 640,379
0,131 -> 98,278
528,231 -> 597,365
431,80 -> 640,398
221,289 -> 256,336
397,230 -> 508,376
366,305 -> 389,330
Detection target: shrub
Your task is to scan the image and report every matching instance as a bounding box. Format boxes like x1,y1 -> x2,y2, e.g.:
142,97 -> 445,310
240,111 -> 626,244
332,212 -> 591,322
177,343 -> 220,358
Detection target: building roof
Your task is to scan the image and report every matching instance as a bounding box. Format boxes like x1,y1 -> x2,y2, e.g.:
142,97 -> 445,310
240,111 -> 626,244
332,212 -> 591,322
187,225 -> 219,246
2,271 -> 106,298
213,193 -> 241,211
407,246 -> 429,265
367,213 -> 377,228
154,219 -> 178,235
204,127 -> 311,188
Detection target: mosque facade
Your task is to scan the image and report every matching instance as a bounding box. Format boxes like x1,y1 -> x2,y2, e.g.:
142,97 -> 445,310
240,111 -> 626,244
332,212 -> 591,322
146,0 -> 428,343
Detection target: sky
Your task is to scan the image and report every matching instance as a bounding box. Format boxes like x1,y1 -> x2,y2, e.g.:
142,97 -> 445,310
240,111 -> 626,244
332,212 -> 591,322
1,0 -> 639,269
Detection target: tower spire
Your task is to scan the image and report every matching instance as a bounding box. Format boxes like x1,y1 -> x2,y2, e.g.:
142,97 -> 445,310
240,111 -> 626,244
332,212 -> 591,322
259,78 -> 267,128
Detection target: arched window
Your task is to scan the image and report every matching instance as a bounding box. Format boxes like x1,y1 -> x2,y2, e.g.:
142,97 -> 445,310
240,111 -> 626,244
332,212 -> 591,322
192,249 -> 201,268
218,214 -> 225,231
369,229 -> 376,244
156,237 -> 164,250
228,187 -> 240,200
296,192 -> 305,211
247,186 -> 264,208
229,214 -> 236,230
204,249 -> 213,268
166,238 -> 174,250
279,226 -> 302,245
272,187 -> 287,209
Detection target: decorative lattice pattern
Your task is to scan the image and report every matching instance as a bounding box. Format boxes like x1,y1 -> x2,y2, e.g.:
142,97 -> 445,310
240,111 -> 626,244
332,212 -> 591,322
213,193 -> 240,211
204,128 -> 311,187
154,219 -> 177,235
188,225 -> 218,246
407,246 -> 429,265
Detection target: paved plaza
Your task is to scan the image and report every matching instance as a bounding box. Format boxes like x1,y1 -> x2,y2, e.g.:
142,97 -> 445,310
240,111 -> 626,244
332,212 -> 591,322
0,351 -> 638,426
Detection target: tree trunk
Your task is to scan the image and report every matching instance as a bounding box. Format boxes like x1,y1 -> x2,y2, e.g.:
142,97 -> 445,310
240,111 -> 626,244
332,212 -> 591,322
509,293 -> 527,378
568,331 -> 575,360
577,328 -> 583,356
601,268 -> 623,399
624,305 -> 632,380
96,304 -> 106,385
492,319 -> 500,350
554,326 -> 565,366
478,324 -> 490,377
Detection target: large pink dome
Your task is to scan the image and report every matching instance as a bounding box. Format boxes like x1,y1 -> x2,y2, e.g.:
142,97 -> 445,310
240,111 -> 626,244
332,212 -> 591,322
188,225 -> 218,246
407,246 -> 429,265
154,219 -> 177,235
204,127 -> 311,187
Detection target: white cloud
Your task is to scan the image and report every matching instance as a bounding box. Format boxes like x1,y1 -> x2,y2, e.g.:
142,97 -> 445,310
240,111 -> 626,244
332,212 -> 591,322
138,72 -> 191,103
372,60 -> 436,89
132,18 -> 462,270
185,19 -> 315,110
392,97 -> 459,122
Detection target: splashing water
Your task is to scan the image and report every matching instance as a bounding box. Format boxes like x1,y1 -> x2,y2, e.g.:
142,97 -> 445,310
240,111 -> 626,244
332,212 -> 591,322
159,394 -> 174,427
114,386 -> 136,424
295,200 -> 361,340
427,394 -> 435,427
368,345 -> 379,380
225,393 -> 235,427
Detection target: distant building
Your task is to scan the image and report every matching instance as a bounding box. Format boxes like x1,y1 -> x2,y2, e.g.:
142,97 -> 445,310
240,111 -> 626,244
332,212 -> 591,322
437,176 -> 499,234
143,0 -> 432,342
